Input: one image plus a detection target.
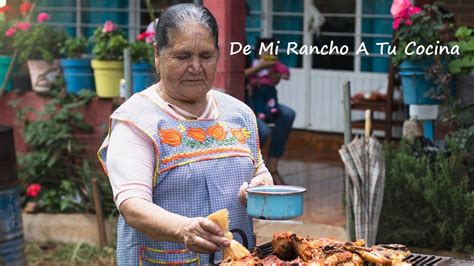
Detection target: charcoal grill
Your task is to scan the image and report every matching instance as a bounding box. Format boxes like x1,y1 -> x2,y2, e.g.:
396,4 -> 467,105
210,229 -> 455,265
219,241 -> 453,265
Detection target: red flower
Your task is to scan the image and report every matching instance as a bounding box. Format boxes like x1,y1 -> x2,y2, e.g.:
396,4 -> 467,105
0,4 -> 12,14
136,32 -> 154,42
136,32 -> 146,41
20,2 -> 33,16
26,184 -> 41,198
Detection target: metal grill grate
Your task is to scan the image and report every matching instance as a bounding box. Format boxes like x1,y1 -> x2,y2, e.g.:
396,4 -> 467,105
404,253 -> 451,265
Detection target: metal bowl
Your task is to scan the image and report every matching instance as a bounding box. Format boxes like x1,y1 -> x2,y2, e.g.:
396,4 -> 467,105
246,185 -> 307,220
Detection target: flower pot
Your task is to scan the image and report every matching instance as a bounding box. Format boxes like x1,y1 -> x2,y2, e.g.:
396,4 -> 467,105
0,186 -> 25,266
26,60 -> 60,93
60,58 -> 95,94
11,72 -> 32,92
399,58 -> 453,105
132,62 -> 155,94
0,55 -> 13,92
91,60 -> 123,98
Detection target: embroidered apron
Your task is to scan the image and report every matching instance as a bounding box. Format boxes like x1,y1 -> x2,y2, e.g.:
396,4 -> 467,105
98,90 -> 262,265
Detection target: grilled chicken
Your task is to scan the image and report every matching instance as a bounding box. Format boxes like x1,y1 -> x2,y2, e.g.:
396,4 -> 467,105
343,245 -> 392,265
220,254 -> 260,265
271,231 -> 298,261
291,234 -> 325,262
372,244 -> 412,265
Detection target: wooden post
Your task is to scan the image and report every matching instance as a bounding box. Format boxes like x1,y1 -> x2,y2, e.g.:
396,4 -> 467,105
342,81 -> 353,241
92,179 -> 107,247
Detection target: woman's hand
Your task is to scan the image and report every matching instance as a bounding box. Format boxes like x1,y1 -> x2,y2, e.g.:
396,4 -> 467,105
179,217 -> 230,254
238,175 -> 273,205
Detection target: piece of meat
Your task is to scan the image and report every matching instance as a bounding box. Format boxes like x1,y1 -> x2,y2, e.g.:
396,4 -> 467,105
220,254 -> 261,266
272,231 -> 297,261
343,245 -> 392,265
291,235 -> 325,262
323,249 -> 354,265
371,244 -> 411,264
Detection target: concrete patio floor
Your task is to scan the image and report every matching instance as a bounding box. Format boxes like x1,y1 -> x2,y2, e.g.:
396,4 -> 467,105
253,159 -> 348,245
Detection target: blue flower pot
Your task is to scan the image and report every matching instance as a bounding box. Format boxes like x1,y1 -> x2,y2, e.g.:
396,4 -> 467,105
399,58 -> 454,105
60,58 -> 95,94
132,62 -> 156,94
0,56 -> 13,92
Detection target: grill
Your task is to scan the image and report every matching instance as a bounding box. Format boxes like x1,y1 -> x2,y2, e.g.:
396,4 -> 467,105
214,241 -> 453,265
210,230 -> 456,265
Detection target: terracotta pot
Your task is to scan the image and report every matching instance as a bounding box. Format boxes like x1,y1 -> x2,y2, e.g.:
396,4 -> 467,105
26,59 -> 60,93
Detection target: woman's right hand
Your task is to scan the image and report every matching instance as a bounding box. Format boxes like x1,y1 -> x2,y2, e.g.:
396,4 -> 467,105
179,217 -> 230,254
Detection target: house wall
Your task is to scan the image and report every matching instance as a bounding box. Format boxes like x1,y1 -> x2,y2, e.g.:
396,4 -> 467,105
416,0 -> 474,28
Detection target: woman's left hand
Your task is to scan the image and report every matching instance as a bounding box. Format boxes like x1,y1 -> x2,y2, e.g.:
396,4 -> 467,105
238,175 -> 273,205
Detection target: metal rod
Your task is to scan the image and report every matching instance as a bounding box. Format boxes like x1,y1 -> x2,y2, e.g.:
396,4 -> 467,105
124,48 -> 133,99
342,81 -> 353,241
75,0 -> 82,37
92,179 -> 107,247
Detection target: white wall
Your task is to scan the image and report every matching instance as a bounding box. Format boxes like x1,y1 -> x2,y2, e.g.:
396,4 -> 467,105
278,69 -> 389,133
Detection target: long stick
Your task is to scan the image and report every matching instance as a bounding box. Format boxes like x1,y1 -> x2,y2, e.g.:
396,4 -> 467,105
92,179 -> 107,247
342,81 -> 353,241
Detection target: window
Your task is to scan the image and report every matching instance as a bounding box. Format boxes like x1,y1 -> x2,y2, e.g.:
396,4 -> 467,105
245,0 -> 393,73
360,0 -> 392,73
313,0 -> 355,71
35,0 -> 194,39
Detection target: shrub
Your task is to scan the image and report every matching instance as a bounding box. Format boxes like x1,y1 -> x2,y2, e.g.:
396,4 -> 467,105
378,136 -> 474,252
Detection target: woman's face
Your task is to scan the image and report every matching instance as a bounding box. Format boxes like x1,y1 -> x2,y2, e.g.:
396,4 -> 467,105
155,22 -> 218,102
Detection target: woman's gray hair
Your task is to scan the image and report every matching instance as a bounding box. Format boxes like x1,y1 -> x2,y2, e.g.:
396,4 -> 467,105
155,4 -> 219,53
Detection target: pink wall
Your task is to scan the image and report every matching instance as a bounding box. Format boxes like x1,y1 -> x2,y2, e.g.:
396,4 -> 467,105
204,0 -> 246,101
0,92 -> 118,158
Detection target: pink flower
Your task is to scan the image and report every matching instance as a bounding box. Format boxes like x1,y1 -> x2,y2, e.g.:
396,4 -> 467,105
5,27 -> 17,37
37,12 -> 50,23
16,22 -> 31,31
144,32 -> 155,44
26,184 -> 42,198
390,0 -> 422,30
102,20 -> 116,33
391,0 -> 412,18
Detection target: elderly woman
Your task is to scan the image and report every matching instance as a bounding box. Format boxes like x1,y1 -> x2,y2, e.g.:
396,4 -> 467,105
97,4 -> 273,265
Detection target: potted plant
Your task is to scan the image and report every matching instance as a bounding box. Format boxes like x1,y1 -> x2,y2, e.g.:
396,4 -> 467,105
448,26 -> 474,101
11,12 -> 67,93
59,36 -> 95,94
0,4 -> 15,92
391,1 -> 454,105
89,21 -> 129,98
130,31 -> 156,94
